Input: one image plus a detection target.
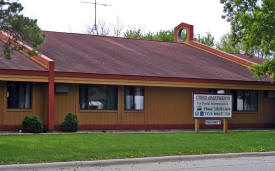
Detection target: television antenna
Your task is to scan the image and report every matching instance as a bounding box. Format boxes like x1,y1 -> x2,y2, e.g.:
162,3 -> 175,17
81,0 -> 111,35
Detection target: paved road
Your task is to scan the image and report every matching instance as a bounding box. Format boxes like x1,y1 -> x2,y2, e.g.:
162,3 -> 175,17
2,155 -> 275,171
66,156 -> 275,171
97,156 -> 275,171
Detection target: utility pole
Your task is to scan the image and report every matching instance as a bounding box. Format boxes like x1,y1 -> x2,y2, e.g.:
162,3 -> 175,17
81,0 -> 111,35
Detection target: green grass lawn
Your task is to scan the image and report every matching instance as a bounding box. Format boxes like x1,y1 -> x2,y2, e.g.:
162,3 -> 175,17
0,130 -> 275,164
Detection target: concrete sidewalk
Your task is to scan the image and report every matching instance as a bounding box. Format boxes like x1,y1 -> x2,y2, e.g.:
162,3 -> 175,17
1,151 -> 275,171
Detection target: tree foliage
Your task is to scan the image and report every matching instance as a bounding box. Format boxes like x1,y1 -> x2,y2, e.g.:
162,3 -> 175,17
144,30 -> 174,42
124,28 -> 215,47
0,0 -> 45,59
220,0 -> 274,58
216,33 -> 242,54
249,60 -> 275,80
123,28 -> 144,39
194,32 -> 215,47
124,29 -> 174,42
221,0 -> 275,80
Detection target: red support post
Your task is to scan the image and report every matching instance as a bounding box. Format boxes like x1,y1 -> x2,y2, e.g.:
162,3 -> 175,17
48,61 -> 55,131
0,31 -> 56,131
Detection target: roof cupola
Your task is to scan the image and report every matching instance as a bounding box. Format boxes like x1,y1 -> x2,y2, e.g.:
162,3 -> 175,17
174,22 -> 194,43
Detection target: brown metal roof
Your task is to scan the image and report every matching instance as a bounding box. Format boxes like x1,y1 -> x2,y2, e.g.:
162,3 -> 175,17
0,41 -> 46,71
38,31 -> 259,82
233,54 -> 266,64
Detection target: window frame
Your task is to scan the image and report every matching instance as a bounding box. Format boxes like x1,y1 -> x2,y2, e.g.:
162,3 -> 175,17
124,86 -> 145,111
78,84 -> 118,111
208,89 -> 225,94
230,90 -> 258,112
6,82 -> 33,110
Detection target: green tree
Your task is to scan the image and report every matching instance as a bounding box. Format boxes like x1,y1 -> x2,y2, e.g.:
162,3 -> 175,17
124,29 -> 174,42
221,0 -> 275,80
194,32 -> 215,47
249,60 -> 275,80
0,0 -> 45,59
124,28 -> 143,39
216,33 -> 242,54
124,28 -> 215,47
144,30 -> 174,42
220,0 -> 274,58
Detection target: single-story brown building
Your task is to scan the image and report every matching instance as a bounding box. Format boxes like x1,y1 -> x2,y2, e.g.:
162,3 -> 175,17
0,22 -> 274,131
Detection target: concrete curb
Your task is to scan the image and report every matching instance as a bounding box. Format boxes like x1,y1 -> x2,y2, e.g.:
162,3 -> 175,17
1,151 -> 275,169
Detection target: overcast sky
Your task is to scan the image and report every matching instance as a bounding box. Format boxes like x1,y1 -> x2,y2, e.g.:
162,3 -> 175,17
20,0 -> 231,41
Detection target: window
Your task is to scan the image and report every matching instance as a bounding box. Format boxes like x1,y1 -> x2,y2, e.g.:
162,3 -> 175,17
208,89 -> 225,94
7,82 -> 32,109
124,86 -> 144,110
79,85 -> 118,110
230,90 -> 258,112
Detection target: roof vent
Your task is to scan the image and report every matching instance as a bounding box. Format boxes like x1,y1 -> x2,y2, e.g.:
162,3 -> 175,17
174,22 -> 194,43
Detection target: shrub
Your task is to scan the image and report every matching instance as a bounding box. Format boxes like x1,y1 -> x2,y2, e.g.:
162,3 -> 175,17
61,113 -> 78,132
22,115 -> 44,133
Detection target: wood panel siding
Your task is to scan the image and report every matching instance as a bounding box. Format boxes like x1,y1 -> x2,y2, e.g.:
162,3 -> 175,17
1,82 -> 275,129
261,91 -> 275,123
54,84 -> 77,124
121,111 -> 145,124
76,84 -> 120,125
0,74 -> 48,82
46,85 -> 275,127
228,91 -> 274,125
78,112 -> 119,125
146,87 -> 193,124
55,76 -> 275,91
1,82 -> 46,125
230,113 -> 259,124
52,84 -> 122,125
120,86 -> 146,125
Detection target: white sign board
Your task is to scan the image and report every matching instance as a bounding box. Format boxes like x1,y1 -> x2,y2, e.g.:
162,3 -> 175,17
193,94 -> 232,118
205,120 -> 221,125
